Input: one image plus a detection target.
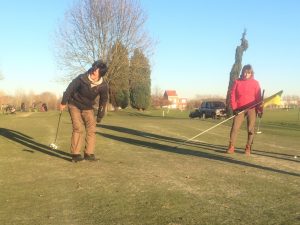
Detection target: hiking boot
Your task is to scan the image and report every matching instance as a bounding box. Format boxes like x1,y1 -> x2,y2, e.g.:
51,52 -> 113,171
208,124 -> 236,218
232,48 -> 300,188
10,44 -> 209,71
72,154 -> 83,163
84,153 -> 98,161
245,144 -> 251,156
226,143 -> 235,154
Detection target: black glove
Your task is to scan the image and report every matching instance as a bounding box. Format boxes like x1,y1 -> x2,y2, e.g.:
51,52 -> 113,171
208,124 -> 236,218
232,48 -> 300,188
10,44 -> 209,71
96,117 -> 102,123
257,112 -> 263,118
256,106 -> 263,118
233,109 -> 241,116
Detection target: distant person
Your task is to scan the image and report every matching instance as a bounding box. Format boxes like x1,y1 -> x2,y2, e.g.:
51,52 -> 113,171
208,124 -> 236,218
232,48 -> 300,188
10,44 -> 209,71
5,105 -> 16,114
1,104 -> 4,113
32,103 -> 37,112
60,60 -> 109,162
227,64 -> 262,156
41,103 -> 48,112
21,102 -> 26,112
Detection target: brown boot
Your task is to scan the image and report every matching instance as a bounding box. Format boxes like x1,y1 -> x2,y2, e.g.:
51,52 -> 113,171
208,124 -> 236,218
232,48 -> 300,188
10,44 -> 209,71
245,144 -> 251,156
226,143 -> 235,154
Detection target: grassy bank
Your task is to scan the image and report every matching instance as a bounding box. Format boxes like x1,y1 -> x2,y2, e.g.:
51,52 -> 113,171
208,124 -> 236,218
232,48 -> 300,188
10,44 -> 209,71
0,109 -> 299,225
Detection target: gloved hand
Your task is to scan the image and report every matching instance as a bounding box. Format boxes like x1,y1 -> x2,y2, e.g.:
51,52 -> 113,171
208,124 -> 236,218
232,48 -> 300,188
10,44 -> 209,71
256,106 -> 263,118
233,109 -> 241,116
59,104 -> 66,111
257,111 -> 263,118
96,117 -> 102,123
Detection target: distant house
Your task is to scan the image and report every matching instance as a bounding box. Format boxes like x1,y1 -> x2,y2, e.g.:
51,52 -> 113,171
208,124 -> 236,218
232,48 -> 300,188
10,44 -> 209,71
163,90 -> 187,109
163,90 -> 178,109
178,98 -> 188,110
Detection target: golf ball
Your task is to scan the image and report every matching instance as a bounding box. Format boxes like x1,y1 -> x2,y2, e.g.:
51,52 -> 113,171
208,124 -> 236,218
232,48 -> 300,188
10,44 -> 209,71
49,144 -> 57,149
294,156 -> 298,159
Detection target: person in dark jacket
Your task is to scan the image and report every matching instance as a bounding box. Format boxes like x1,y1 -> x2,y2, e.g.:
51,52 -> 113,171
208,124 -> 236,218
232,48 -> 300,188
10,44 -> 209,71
60,60 -> 108,162
227,64 -> 262,156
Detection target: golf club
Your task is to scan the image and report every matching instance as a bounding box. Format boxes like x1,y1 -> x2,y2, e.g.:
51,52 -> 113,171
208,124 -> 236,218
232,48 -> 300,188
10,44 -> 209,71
256,118 -> 262,134
49,111 -> 62,150
256,89 -> 265,134
174,112 -> 238,149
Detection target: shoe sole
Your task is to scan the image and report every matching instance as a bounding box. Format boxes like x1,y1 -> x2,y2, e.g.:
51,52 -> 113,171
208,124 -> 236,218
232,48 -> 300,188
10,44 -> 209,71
84,158 -> 100,162
72,160 -> 83,163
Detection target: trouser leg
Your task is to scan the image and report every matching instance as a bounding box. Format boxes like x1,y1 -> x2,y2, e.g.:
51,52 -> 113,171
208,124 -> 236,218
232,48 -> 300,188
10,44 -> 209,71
82,109 -> 96,155
68,105 -> 84,154
246,108 -> 256,146
229,112 -> 244,146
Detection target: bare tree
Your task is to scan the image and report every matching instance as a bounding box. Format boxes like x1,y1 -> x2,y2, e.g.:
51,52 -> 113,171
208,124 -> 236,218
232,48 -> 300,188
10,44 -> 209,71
54,0 -> 153,82
14,89 -> 27,110
225,30 -> 248,115
38,92 -> 59,110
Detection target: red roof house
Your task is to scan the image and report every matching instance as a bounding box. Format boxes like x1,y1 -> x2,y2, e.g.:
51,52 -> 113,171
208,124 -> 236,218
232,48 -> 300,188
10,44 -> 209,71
163,90 -> 179,109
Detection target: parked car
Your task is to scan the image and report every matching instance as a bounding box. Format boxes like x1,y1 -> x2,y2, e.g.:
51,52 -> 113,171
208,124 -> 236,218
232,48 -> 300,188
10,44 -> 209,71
189,101 -> 227,119
189,108 -> 201,118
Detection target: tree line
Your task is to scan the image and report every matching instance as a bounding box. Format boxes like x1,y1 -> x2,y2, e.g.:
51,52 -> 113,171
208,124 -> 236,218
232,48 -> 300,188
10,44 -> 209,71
0,90 -> 59,112
1,87 -> 299,113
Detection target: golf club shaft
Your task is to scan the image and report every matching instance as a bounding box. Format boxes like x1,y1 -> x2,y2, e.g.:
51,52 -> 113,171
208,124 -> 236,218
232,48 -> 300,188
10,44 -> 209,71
54,111 -> 62,144
256,118 -> 261,132
174,114 -> 237,148
174,98 -> 268,149
256,89 -> 265,133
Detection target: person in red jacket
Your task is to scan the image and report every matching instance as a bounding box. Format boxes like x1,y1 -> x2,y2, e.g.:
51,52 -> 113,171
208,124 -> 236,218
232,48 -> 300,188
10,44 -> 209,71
227,64 -> 262,155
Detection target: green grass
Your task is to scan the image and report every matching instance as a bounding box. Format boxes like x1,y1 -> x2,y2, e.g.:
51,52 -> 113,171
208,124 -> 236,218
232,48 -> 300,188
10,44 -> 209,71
0,109 -> 299,225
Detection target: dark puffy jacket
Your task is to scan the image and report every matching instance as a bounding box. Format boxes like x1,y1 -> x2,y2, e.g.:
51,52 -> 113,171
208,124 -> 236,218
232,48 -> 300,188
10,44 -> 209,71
61,73 -> 108,118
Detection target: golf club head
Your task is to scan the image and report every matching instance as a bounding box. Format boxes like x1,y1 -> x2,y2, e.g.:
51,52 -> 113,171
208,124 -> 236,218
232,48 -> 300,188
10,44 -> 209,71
49,143 -> 58,150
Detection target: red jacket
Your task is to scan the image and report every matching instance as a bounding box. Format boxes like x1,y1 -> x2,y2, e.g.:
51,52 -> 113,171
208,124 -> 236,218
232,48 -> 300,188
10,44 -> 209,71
230,75 -> 261,111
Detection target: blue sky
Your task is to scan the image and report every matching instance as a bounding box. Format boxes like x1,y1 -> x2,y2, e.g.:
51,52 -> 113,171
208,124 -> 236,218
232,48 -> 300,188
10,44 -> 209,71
0,0 -> 299,99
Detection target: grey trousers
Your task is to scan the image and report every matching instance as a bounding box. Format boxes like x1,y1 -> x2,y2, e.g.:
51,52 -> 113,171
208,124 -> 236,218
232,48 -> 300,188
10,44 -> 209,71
68,104 -> 96,155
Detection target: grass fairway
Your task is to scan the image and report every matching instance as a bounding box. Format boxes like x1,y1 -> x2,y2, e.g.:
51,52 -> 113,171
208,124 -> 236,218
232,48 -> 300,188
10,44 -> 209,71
0,109 -> 299,225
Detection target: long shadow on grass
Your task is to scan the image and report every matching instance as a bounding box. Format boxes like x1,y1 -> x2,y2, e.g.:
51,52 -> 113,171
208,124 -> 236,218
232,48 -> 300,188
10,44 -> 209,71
98,125 -> 300,177
264,122 -> 300,131
99,124 -> 226,151
0,128 -> 72,161
100,124 -> 299,163
252,149 -> 299,163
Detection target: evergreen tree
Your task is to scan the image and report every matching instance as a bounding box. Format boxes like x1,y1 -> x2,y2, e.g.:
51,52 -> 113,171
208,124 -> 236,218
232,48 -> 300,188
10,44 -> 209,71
129,49 -> 151,110
115,89 -> 129,109
130,84 -> 150,110
109,42 -> 130,109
